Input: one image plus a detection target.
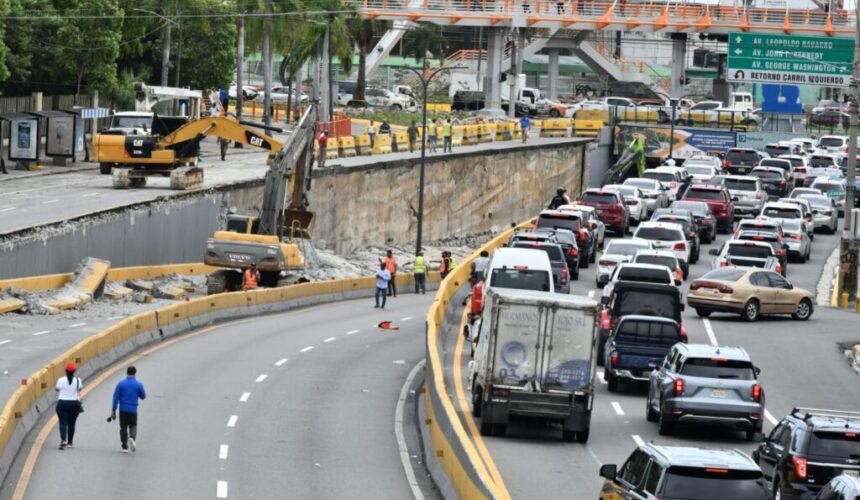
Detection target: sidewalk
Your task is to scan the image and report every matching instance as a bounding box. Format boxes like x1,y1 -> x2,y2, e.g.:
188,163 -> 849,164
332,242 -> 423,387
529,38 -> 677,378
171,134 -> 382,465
0,162 -> 98,183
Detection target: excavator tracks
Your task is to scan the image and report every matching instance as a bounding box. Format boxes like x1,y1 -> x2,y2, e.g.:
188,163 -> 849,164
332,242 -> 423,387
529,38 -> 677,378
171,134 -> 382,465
170,166 -> 204,190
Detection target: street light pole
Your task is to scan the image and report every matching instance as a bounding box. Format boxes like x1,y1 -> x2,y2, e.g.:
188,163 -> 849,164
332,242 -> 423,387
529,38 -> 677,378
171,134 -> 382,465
838,0 -> 860,303
668,98 -> 678,160
395,65 -> 464,254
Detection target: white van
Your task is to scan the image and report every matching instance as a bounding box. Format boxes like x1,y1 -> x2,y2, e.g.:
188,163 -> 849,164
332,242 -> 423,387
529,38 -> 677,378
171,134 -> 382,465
484,247 -> 555,294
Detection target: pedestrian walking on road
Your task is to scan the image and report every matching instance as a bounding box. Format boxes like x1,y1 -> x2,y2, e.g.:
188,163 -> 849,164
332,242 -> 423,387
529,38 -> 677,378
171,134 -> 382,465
384,250 -> 398,297
375,263 -> 391,309
520,115 -> 531,143
427,121 -> 437,153
472,250 -> 491,282
440,251 -> 453,280
414,251 -> 427,294
407,121 -> 418,153
110,366 -> 146,453
443,119 -> 453,153
219,136 -> 229,161
55,362 -> 82,450
0,156 -> 7,174
243,263 -> 260,290
368,122 -> 376,148
317,131 -> 328,169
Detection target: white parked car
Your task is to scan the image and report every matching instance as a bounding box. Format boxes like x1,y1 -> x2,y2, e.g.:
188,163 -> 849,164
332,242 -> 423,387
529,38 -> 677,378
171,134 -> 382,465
797,193 -> 838,234
365,87 -> 416,111
633,249 -> 685,285
622,178 -> 669,215
255,86 -> 309,104
602,184 -> 648,224
229,83 -> 259,100
815,135 -> 848,155
683,163 -> 720,184
642,168 -> 685,201
595,239 -> 654,287
632,221 -> 691,278
602,263 -> 675,299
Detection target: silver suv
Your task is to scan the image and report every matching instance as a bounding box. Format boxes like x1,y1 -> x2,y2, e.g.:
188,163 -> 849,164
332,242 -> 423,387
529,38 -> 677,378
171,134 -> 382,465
710,175 -> 767,219
599,444 -> 768,500
646,344 -> 765,441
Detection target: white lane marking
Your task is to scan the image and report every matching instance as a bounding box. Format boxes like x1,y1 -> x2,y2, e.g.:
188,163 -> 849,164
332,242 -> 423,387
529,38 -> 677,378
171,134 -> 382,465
702,318 -> 718,347
632,435 -> 645,447
219,444 -> 229,460
597,371 -> 607,384
0,340 -> 11,346
401,316 -> 413,321
611,401 -> 626,416
0,207 -> 15,213
239,392 -> 250,402
764,409 -> 779,426
324,337 -> 335,343
346,330 -> 359,335
586,444 -> 604,466
0,178 -> 91,196
255,374 -> 268,383
107,316 -> 124,321
216,480 -> 228,498
42,199 -> 59,204
395,360 -> 426,500
82,192 -> 99,198
275,358 -> 288,366
588,290 -> 596,298
31,330 -> 50,336
69,322 -> 87,328
393,360 -> 405,364
227,415 -> 238,427
300,346 -> 314,353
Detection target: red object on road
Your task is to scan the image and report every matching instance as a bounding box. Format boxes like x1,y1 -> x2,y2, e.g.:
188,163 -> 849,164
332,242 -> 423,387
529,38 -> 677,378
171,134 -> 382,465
377,321 -> 400,330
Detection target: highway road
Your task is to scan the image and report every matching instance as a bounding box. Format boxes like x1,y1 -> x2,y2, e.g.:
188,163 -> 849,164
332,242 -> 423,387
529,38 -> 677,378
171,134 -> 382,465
445,223 -> 859,498
0,135 -> 581,236
6,293 -> 440,500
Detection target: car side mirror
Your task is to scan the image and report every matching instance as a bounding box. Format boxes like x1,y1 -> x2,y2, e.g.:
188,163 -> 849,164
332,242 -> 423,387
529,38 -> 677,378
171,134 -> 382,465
754,366 -> 761,376
787,283 -> 794,290
709,248 -> 720,256
599,464 -> 618,480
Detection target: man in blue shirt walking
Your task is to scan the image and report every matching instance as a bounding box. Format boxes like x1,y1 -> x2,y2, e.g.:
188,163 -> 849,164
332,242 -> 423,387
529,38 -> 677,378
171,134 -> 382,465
110,366 -> 146,453
520,115 -> 531,143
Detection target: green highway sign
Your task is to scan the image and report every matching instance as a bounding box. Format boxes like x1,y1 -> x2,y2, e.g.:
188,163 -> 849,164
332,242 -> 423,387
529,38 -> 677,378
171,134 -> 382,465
727,32 -> 854,87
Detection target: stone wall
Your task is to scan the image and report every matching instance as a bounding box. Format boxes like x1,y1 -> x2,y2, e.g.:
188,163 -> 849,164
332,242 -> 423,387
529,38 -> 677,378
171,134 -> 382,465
311,138 -> 590,254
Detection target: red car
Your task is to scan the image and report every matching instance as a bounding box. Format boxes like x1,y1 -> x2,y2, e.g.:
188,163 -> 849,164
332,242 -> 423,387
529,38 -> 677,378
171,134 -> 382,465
576,189 -> 630,235
681,184 -> 735,234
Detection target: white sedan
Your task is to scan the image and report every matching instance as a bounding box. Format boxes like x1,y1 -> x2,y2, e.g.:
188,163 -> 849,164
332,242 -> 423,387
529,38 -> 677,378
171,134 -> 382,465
255,86 -> 309,104
603,184 -> 648,225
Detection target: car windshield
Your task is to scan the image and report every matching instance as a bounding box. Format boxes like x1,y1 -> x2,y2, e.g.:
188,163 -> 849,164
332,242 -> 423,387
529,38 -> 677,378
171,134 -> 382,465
808,432 -> 860,458
765,146 -> 791,157
781,220 -> 803,233
643,172 -> 676,183
617,267 -> 671,284
762,207 -> 800,219
635,227 -> 683,241
536,214 -> 581,233
819,137 -> 844,148
672,202 -> 709,216
617,186 -> 638,197
635,255 -> 678,271
701,268 -> 747,281
810,157 -> 836,168
662,467 -> 765,499
685,166 -> 714,176
624,179 -> 659,190
606,242 -> 649,256
615,320 -> 680,342
751,170 -> 783,180
680,358 -> 755,380
782,157 -> 804,167
512,243 -> 563,262
727,244 -> 771,258
724,179 -> 758,191
490,268 -> 551,292
112,116 -> 151,129
615,291 -> 679,318
581,192 -> 618,204
655,217 -> 691,232
726,150 -> 759,163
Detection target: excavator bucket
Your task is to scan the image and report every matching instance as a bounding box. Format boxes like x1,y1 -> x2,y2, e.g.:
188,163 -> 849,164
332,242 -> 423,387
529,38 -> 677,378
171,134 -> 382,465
281,209 -> 314,240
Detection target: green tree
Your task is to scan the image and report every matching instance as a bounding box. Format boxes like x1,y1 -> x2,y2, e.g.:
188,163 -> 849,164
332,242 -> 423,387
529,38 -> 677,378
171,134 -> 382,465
402,24 -> 448,69
348,18 -> 389,103
3,0 -> 41,95
175,0 -> 236,90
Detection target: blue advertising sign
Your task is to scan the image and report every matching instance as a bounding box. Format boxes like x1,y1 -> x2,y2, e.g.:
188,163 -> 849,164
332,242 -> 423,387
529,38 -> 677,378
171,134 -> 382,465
761,84 -> 803,114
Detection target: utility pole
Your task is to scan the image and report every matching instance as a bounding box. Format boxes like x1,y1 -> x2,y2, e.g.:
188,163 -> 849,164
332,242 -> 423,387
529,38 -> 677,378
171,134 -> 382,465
838,0 -> 860,304
235,13 -> 245,146
161,17 -> 172,86
174,6 -> 183,87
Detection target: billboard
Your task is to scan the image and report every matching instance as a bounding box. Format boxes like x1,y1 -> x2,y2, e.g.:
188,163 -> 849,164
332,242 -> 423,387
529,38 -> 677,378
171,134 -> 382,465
9,116 -> 39,161
616,125 -> 736,160
46,115 -> 77,157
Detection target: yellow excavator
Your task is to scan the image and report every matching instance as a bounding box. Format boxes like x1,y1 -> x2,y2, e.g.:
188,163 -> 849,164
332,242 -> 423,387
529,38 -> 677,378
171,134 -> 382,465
202,106 -> 318,294
93,114 -> 285,189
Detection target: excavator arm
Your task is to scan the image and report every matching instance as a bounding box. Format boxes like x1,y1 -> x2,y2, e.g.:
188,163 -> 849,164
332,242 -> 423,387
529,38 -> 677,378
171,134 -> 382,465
157,116 -> 285,155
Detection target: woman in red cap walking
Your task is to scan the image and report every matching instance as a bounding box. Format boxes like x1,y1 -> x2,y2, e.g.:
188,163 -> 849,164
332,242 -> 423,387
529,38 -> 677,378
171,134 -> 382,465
55,362 -> 82,450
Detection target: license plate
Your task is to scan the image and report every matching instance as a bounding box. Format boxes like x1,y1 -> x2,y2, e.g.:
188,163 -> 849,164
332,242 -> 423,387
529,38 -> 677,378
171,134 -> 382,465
227,253 -> 252,263
710,389 -> 727,398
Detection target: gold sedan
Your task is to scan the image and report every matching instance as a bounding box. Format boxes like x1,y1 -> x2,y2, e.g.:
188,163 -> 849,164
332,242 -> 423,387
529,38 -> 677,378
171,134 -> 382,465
687,267 -> 814,322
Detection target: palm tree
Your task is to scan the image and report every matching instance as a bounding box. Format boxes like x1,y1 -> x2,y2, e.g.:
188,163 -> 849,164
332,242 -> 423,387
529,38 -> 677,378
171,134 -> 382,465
401,24 -> 448,99
348,18 -> 390,103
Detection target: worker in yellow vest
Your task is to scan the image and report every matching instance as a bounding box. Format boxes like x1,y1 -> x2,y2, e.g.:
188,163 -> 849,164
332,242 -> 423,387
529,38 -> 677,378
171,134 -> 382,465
243,263 -> 260,290
413,251 -> 426,294
427,122 -> 437,153
443,119 -> 453,153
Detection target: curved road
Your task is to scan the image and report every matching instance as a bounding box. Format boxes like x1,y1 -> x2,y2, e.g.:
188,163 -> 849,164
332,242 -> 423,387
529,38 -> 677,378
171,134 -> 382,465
10,293 -> 437,500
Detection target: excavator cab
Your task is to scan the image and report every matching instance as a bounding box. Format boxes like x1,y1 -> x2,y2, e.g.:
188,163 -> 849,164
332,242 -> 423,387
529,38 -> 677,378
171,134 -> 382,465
225,215 -> 261,235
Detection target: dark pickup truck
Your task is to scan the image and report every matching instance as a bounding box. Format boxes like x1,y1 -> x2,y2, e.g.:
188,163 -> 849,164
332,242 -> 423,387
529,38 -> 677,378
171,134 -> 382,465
603,315 -> 687,392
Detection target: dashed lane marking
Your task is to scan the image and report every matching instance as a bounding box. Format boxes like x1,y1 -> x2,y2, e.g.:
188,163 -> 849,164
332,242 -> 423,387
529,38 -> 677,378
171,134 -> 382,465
41,199 -> 59,205
31,330 -> 50,337
395,360 -> 426,500
69,323 -> 87,328
219,445 -> 229,460
227,415 -> 238,427
107,316 -> 124,321
401,316 -> 413,321
275,358 -> 288,366
216,481 -> 228,498
255,374 -> 268,383
597,371 -> 607,384
764,409 -> 779,426
632,435 -> 645,447
346,330 -> 359,335
611,401 -> 626,416
324,337 -> 335,343
300,346 -> 314,353
587,290 -> 596,298
393,360 -> 405,364
0,340 -> 11,346
82,192 -> 99,198
239,392 -> 250,402
702,318 -> 718,347
0,207 -> 15,213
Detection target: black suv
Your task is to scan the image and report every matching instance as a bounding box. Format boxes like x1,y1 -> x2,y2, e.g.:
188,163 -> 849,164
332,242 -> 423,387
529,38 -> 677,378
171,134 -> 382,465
725,148 -> 768,176
599,443 -> 768,500
753,407 -> 860,499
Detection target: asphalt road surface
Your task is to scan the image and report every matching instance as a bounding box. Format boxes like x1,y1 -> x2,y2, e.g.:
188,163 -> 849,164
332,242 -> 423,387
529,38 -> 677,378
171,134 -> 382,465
9,293 -> 436,500
445,219 -> 858,498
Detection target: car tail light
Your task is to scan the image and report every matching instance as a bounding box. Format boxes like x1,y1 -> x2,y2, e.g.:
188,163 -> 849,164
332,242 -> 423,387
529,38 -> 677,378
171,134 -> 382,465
691,280 -> 733,293
671,182 -> 678,189
778,179 -> 786,186
599,259 -> 616,266
610,351 -> 619,365
724,159 -> 732,167
796,167 -> 807,174
673,378 -> 684,397
561,267 -> 569,285
567,248 -> 579,256
578,229 -> 587,241
756,192 -> 764,199
702,219 -> 711,224
792,456 -> 808,480
600,310 -> 610,329
752,383 -> 762,402
675,268 -> 683,282
687,231 -> 696,239
720,260 -> 729,267
588,221 -> 597,230
790,233 -> 802,240
705,468 -> 729,474
679,325 -> 688,343
775,248 -> 785,256
628,199 -> 639,205
673,242 -> 686,250
841,145 -> 849,153
752,161 -> 760,167
776,263 -> 783,274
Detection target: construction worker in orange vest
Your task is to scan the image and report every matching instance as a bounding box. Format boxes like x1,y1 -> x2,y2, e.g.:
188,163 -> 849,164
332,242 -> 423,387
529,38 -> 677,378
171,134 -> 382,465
383,250 -> 398,297
243,263 -> 260,290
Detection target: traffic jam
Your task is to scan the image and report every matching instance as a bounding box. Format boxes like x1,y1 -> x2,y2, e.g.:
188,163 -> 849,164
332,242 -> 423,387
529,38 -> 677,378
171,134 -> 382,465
465,136 -> 859,499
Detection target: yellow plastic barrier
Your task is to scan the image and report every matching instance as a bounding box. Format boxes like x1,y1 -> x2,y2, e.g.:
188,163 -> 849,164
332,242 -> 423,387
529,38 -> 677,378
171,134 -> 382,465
338,136 -> 357,157
539,118 -> 570,138
461,125 -> 479,145
372,134 -> 393,155
427,103 -> 452,112
573,119 -> 603,138
513,124 -> 522,140
325,137 -> 339,160
354,134 -> 372,155
574,109 -> 610,123
495,122 -> 514,141
477,123 -> 495,143
393,132 -> 411,153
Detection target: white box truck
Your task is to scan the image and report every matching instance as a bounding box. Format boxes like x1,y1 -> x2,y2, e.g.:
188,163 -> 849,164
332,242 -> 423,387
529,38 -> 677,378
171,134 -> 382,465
468,288 -> 599,442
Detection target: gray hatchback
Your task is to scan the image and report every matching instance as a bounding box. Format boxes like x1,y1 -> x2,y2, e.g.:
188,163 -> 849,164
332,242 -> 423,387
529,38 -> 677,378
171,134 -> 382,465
647,344 -> 765,441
